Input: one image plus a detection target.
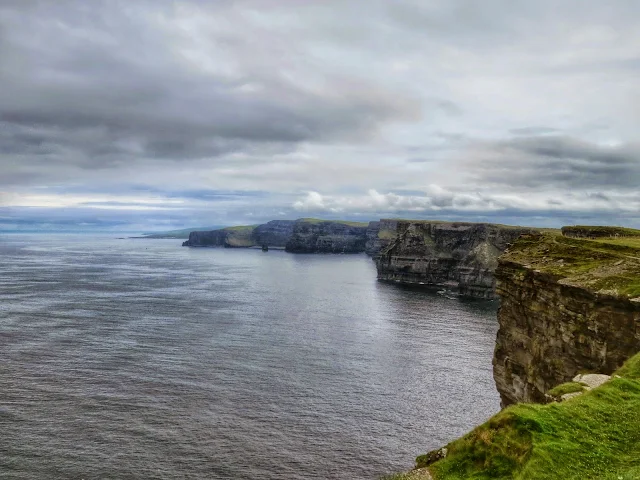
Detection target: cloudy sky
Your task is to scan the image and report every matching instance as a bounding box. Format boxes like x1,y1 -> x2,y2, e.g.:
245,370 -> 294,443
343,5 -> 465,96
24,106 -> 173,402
2,0 -> 640,232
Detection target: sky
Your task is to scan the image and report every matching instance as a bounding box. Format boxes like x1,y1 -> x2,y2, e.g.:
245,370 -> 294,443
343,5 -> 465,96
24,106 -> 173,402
2,0 -> 640,232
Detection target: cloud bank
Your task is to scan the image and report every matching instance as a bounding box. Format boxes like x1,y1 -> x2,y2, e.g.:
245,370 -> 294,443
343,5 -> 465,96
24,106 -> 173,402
1,1 -> 640,230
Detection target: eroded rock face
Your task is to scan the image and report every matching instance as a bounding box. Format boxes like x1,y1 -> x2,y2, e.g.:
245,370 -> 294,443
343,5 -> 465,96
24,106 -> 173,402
284,221 -> 369,253
375,222 -> 532,298
365,219 -> 399,257
252,220 -> 295,247
493,236 -> 640,406
182,229 -> 228,247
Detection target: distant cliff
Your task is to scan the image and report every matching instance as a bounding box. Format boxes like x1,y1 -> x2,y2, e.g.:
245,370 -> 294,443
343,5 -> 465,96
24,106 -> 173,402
493,232 -> 640,406
375,221 -> 534,298
182,221 -> 294,248
561,225 -> 640,239
284,219 -> 369,253
182,218 -> 380,254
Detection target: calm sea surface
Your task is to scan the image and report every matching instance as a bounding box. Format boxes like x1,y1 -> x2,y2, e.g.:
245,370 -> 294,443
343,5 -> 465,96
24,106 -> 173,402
0,235 -> 500,479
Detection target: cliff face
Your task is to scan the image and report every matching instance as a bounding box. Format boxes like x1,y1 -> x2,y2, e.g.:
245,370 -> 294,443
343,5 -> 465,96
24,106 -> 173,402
182,229 -> 229,247
493,233 -> 640,406
376,222 -> 533,298
284,220 -> 369,253
182,218 -> 372,253
252,220 -> 295,247
365,219 -> 399,257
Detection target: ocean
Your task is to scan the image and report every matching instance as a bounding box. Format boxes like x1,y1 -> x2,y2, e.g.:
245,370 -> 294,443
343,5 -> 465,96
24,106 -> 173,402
0,235 -> 500,479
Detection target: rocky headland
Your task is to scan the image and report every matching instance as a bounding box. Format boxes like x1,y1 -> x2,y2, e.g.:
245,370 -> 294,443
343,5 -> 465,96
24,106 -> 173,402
182,220 -> 294,249
395,226 -> 640,480
182,218 -> 398,255
375,221 -> 536,299
284,219 -> 369,253
493,231 -> 640,406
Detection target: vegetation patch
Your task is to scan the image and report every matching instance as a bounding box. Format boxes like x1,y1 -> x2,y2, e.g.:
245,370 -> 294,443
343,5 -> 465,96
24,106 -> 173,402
503,232 -> 640,298
562,225 -> 640,239
224,224 -> 258,232
378,229 -> 397,240
546,382 -> 585,397
422,352 -> 640,480
297,217 -> 369,227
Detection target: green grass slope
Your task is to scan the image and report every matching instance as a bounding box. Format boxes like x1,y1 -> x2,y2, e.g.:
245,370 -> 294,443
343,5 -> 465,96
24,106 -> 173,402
421,352 -> 640,480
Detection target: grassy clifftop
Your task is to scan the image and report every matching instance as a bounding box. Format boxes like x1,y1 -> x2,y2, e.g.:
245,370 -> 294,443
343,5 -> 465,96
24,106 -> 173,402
406,352 -> 640,480
502,232 -> 640,298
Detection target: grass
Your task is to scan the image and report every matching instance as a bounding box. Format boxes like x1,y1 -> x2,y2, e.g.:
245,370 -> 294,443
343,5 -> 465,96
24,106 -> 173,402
594,237 -> 640,249
423,352 -> 640,480
502,233 -> 640,298
546,382 -> 585,397
562,225 -> 640,238
297,218 -> 370,227
378,229 -> 398,240
224,224 -> 258,232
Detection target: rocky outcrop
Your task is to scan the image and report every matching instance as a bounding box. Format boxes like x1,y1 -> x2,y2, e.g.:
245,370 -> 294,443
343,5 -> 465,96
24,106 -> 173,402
182,219 -> 370,253
365,219 -> 399,257
561,225 -> 640,239
252,220 -> 295,247
284,220 -> 369,253
493,233 -> 640,406
182,229 -> 229,247
376,221 -> 534,298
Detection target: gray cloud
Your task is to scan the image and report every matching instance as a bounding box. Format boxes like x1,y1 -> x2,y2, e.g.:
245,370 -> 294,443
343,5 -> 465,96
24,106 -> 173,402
2,0 -> 640,230
0,0 -> 420,175
469,136 -> 640,190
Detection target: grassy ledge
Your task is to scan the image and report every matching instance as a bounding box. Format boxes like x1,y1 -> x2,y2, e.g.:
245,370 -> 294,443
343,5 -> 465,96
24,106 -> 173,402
416,352 -> 640,480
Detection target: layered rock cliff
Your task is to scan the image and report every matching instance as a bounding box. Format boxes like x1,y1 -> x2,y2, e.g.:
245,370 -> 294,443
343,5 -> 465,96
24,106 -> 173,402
284,219 -> 369,253
182,229 -> 230,247
182,218 -> 378,254
376,221 -> 534,298
493,233 -> 640,406
364,219 -> 399,257
251,220 -> 295,247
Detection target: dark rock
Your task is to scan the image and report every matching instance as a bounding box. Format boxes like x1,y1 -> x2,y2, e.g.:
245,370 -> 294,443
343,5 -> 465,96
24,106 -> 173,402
182,229 -> 229,247
365,219 -> 399,257
415,447 -> 448,469
285,220 -> 369,253
252,220 -> 295,247
376,221 -> 533,298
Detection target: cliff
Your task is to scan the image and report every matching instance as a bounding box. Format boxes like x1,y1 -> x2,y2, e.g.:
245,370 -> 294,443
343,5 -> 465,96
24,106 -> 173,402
365,219 -> 399,257
284,219 -> 369,253
182,218 -> 378,253
387,229 -> 640,479
182,228 -> 230,247
182,225 -> 257,248
561,224 -> 640,239
251,220 -> 295,247
406,352 -> 640,480
375,221 -> 534,298
493,233 -> 640,406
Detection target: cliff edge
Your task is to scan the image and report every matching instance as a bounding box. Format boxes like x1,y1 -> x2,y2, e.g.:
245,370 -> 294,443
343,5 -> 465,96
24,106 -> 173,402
493,232 -> 640,406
